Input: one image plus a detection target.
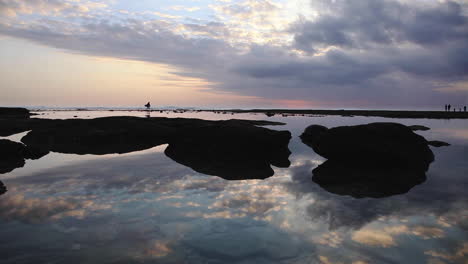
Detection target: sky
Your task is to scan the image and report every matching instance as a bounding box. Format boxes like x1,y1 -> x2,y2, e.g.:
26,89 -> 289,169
0,0 -> 467,109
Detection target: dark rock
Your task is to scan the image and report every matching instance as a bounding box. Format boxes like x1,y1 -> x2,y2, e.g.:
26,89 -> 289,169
428,140 -> 451,147
300,125 -> 328,149
0,116 -> 291,179
0,118 -> 53,137
165,119 -> 291,180
0,139 -> 49,174
301,122 -> 438,197
0,107 -> 31,119
0,139 -> 27,174
301,122 -> 434,170
23,145 -> 50,160
408,125 -> 430,131
21,117 -> 172,155
312,160 -> 426,198
0,181 -> 6,196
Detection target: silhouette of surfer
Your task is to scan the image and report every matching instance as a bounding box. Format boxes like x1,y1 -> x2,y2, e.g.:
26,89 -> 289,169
145,102 -> 151,110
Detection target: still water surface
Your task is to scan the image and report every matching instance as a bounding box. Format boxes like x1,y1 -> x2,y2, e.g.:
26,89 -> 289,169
1,111 -> 467,264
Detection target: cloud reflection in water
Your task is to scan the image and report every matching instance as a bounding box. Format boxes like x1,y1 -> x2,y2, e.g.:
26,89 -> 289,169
0,115 -> 467,263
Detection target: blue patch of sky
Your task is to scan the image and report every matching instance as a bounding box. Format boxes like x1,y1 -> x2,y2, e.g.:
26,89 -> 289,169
109,0 -> 219,22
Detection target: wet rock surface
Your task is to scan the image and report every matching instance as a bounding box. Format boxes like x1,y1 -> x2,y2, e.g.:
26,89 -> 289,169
0,114 -> 291,180
301,122 -> 434,170
165,119 -> 291,180
301,122 -> 441,198
0,107 -> 32,119
0,139 -> 49,174
0,139 -> 26,174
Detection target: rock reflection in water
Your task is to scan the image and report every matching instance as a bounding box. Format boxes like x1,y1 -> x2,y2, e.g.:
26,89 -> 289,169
312,160 -> 427,198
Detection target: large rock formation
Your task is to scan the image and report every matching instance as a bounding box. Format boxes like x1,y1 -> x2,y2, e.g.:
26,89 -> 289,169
301,122 -> 439,198
1,114 -> 291,180
301,122 -> 434,170
165,119 -> 291,180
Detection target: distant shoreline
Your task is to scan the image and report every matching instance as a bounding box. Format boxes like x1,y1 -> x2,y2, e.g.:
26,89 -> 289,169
203,109 -> 468,119
28,108 -> 468,119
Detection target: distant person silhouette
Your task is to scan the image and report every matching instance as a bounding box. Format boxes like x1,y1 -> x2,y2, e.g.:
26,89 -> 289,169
448,104 -> 451,112
145,102 -> 151,110
464,106 -> 467,112
445,104 -> 447,112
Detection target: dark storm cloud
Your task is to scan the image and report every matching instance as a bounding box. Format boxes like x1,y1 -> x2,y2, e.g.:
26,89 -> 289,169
291,0 -> 468,52
0,0 -> 467,107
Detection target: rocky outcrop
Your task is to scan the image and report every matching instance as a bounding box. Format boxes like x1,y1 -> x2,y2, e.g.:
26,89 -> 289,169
165,119 -> 291,180
301,122 -> 434,170
1,116 -> 291,180
0,139 -> 49,174
21,117 -> 172,155
301,122 -> 440,198
0,140 -> 26,174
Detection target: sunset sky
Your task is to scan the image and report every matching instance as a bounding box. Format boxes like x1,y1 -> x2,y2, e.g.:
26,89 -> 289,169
1,0 -> 467,109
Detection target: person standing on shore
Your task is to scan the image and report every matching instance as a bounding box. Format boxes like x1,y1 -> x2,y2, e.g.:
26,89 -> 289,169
448,104 -> 451,111
445,104 -> 447,112
464,106 -> 466,112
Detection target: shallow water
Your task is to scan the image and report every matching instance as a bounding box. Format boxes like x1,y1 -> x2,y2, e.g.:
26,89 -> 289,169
1,111 -> 467,264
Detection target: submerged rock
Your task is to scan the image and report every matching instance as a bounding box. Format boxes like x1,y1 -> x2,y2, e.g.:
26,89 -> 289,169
312,160 -> 426,198
301,122 -> 434,170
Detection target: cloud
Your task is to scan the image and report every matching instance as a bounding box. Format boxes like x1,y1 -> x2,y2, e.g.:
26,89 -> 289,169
290,0 -> 468,52
0,0 -> 107,17
0,191 -> 108,223
0,0 -> 467,107
168,5 -> 200,12
425,242 -> 468,263
351,224 -> 445,248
